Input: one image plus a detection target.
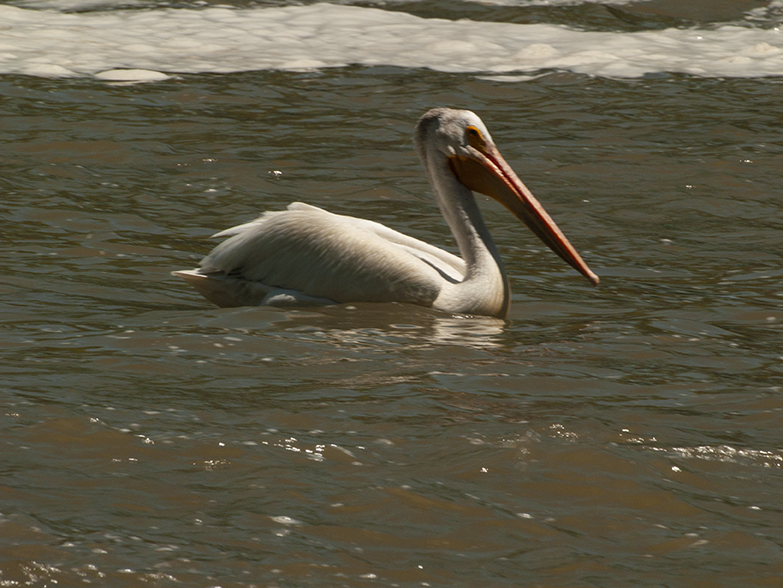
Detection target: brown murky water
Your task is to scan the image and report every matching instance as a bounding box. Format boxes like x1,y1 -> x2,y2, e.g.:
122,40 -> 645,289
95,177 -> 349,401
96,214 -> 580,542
2,2 -> 783,587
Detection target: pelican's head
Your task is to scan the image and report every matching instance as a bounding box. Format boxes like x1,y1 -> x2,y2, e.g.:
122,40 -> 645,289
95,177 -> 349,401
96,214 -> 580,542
415,108 -> 599,286
415,108 -> 494,160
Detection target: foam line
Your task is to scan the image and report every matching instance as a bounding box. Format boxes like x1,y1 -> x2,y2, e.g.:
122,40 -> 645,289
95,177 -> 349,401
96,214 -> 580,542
1,3 -> 781,80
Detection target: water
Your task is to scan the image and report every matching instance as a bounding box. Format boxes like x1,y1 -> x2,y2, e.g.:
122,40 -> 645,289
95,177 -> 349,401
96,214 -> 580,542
2,1 -> 783,587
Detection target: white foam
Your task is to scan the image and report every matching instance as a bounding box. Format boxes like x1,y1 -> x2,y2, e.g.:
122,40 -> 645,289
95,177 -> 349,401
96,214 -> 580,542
15,0 -> 144,9
746,0 -> 783,24
13,0 -> 649,7
467,0 -> 649,4
94,68 -> 170,81
1,3 -> 781,80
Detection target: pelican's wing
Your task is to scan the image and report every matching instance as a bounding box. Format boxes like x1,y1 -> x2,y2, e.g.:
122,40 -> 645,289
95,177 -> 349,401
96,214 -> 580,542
328,208 -> 466,282
174,203 -> 465,308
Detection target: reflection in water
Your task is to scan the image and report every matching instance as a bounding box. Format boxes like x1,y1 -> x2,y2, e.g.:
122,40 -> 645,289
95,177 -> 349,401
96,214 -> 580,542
420,315 -> 507,349
277,304 -> 509,350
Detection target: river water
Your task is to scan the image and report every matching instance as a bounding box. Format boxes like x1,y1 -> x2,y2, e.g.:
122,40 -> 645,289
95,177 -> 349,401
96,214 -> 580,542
2,1 -> 783,587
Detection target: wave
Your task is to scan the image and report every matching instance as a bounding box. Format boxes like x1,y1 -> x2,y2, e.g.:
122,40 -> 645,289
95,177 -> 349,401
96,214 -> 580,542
1,3 -> 781,81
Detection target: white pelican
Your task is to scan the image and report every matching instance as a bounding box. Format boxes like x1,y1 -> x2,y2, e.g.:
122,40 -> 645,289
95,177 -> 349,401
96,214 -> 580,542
173,108 -> 598,318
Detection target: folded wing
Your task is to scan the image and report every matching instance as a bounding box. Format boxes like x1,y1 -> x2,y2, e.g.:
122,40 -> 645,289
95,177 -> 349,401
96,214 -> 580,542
173,203 -> 466,308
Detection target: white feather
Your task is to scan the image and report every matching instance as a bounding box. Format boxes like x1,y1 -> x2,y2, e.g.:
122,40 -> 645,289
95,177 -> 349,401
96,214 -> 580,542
176,202 -> 462,308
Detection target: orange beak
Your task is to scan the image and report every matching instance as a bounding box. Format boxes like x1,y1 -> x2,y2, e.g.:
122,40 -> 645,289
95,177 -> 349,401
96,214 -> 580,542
449,141 -> 599,286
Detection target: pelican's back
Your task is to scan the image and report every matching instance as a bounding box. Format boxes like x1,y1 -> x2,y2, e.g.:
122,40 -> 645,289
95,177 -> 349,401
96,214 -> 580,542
174,203 -> 464,308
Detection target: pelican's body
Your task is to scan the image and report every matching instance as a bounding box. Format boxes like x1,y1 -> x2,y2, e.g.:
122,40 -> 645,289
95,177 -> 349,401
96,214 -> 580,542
174,108 -> 598,318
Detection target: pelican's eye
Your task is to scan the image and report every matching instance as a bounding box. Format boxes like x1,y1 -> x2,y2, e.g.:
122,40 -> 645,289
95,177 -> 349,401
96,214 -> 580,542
465,125 -> 487,151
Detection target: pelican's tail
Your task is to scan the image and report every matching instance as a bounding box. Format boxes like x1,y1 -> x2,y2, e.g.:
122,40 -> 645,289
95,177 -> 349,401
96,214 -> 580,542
172,269 -> 271,308
172,269 -> 335,309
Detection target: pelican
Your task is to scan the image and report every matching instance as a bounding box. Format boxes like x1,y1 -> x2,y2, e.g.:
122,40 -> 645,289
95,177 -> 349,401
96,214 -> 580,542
173,108 -> 598,318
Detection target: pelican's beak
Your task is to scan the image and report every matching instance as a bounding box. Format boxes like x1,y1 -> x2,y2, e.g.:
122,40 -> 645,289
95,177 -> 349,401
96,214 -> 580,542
449,140 -> 599,286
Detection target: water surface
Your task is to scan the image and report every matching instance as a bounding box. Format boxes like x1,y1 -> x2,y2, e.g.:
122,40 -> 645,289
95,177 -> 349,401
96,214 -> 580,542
2,1 -> 783,587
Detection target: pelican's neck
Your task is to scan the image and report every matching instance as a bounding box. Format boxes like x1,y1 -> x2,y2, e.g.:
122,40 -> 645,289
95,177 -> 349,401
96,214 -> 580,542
427,154 -> 510,317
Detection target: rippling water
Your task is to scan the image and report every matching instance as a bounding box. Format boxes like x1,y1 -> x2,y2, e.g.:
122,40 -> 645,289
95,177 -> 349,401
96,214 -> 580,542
2,1 -> 783,587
